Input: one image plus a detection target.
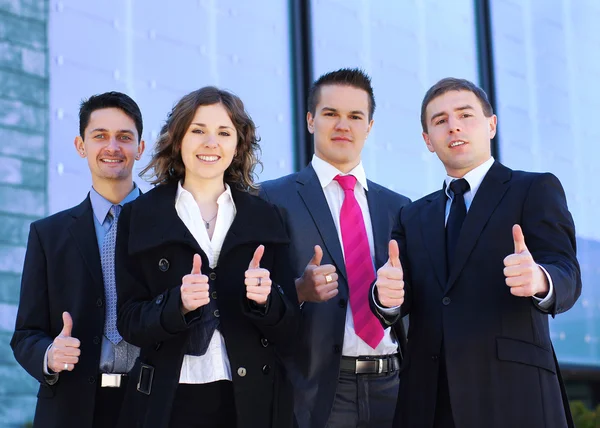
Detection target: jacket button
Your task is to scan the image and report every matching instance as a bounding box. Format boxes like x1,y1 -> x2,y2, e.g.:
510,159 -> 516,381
333,344 -> 341,354
156,294 -> 164,305
211,291 -> 218,300
442,297 -> 451,306
158,258 -> 170,272
96,298 -> 103,307
262,365 -> 271,375
88,376 -> 95,384
209,272 -> 217,281
93,336 -> 100,345
432,355 -> 439,362
261,338 -> 269,348
237,367 -> 247,377
213,309 -> 220,318
338,299 -> 347,308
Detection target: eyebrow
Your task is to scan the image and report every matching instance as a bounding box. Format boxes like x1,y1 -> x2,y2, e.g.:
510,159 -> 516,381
321,107 -> 366,116
429,105 -> 475,124
89,128 -> 135,135
191,122 -> 235,130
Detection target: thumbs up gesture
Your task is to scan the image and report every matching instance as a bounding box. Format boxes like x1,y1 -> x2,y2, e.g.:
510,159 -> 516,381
503,224 -> 549,298
180,254 -> 210,315
375,240 -> 405,308
295,245 -> 338,303
244,245 -> 272,305
47,311 -> 81,373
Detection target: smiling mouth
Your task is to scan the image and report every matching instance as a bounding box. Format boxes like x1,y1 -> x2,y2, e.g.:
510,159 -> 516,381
449,140 -> 467,148
197,155 -> 220,162
100,159 -> 124,163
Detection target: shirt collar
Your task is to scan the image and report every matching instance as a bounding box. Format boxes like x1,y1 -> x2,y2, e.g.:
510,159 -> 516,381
90,183 -> 140,225
444,157 -> 495,198
176,181 -> 236,211
311,154 -> 369,191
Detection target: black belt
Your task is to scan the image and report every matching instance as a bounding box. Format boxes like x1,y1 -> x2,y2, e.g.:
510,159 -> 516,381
340,354 -> 400,374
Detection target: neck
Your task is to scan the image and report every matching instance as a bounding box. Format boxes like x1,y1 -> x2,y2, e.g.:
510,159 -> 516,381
182,176 -> 226,205
92,178 -> 135,204
315,154 -> 360,174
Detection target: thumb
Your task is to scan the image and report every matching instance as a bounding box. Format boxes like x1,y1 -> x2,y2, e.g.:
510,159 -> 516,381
512,224 -> 528,254
308,245 -> 323,266
61,311 -> 73,337
191,254 -> 202,275
387,240 -> 402,269
249,245 -> 265,269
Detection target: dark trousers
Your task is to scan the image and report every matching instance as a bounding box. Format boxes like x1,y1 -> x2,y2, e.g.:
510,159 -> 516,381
92,378 -> 128,428
434,351 -> 456,428
168,381 -> 236,428
325,369 -> 399,428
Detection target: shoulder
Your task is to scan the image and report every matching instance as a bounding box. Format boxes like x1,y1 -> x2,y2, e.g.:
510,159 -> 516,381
367,180 -> 411,207
260,171 -> 300,192
31,198 -> 89,233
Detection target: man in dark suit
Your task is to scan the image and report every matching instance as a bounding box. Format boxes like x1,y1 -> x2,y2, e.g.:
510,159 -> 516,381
261,68 -> 411,428
11,92 -> 146,427
373,77 -> 581,428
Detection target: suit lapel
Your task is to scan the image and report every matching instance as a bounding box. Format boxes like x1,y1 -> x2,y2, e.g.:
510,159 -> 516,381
365,182 -> 389,270
296,166 -> 347,282
420,191 -> 448,290
446,162 -> 512,290
68,196 -> 104,293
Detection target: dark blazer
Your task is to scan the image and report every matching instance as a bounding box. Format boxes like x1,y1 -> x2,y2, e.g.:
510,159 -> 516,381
382,162 -> 581,428
11,197 -> 113,428
115,182 -> 299,428
260,164 -> 411,428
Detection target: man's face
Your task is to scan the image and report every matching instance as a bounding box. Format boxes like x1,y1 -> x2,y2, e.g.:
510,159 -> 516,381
74,108 -> 145,183
422,90 -> 496,178
307,84 -> 373,173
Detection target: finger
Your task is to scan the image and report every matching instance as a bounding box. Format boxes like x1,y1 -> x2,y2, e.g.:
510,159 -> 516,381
245,268 -> 271,278
378,266 -> 404,281
191,254 -> 202,275
320,288 -> 339,301
512,224 -> 528,254
61,338 -> 81,349
388,240 -> 401,269
316,281 -> 339,294
312,264 -> 337,276
246,286 -> 272,296
249,245 -> 265,269
62,356 -> 80,364
246,293 -> 269,304
308,245 -> 323,267
60,312 -> 73,337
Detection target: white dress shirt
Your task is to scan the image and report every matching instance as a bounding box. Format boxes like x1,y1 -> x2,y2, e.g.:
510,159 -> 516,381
311,154 -> 398,357
175,181 -> 236,384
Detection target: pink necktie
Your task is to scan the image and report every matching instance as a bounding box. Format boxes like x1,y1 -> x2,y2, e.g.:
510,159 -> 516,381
334,174 -> 384,349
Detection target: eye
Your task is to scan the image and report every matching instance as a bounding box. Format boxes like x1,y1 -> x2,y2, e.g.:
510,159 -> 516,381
219,131 -> 231,137
324,112 -> 335,117
461,113 -> 473,118
93,134 -> 105,139
120,135 -> 132,141
350,115 -> 362,120
435,119 -> 446,125
191,129 -> 204,134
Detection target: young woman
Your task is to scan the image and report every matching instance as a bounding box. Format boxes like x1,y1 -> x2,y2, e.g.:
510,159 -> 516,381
115,87 -> 299,428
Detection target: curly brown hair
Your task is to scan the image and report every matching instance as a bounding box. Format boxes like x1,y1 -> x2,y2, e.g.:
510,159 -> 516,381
141,86 -> 261,191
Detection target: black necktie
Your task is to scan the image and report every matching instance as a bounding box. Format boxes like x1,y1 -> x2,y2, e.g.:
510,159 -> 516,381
446,178 -> 470,276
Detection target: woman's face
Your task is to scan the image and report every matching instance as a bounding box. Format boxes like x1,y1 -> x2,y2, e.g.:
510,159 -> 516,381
180,103 -> 238,185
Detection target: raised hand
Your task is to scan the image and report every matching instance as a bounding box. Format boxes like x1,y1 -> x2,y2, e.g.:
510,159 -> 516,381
375,240 -> 405,308
47,311 -> 81,373
295,245 -> 338,303
245,245 -> 272,305
180,254 -> 210,314
503,224 -> 548,298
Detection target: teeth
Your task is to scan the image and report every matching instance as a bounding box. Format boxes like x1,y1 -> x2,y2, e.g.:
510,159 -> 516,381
450,141 -> 466,147
101,159 -> 122,163
198,155 -> 219,161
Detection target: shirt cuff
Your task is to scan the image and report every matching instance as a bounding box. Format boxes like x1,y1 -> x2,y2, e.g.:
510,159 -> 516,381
372,286 -> 401,316
43,344 -> 59,384
532,265 -> 555,310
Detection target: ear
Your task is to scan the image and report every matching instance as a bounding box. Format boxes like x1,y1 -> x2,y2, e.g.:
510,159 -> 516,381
366,118 -> 374,137
422,132 -> 435,153
488,114 -> 498,139
306,111 -> 315,135
136,139 -> 146,160
74,136 -> 86,157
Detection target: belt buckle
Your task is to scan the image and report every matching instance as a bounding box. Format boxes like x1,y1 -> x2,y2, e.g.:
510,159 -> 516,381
355,357 -> 382,374
101,373 -> 122,388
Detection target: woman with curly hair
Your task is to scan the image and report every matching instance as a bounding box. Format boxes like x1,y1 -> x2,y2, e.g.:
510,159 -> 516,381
115,87 -> 299,428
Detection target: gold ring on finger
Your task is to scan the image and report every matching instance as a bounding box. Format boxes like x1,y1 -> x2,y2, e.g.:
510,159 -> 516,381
325,274 -> 333,284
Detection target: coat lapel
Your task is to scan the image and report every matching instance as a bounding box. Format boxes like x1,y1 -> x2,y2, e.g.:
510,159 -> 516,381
365,182 -> 389,270
296,165 -> 347,282
420,190 -> 448,290
68,196 -> 104,293
446,162 -> 512,290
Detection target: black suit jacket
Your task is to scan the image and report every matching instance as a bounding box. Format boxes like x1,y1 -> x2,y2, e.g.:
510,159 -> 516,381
11,197 -> 112,428
115,182 -> 299,428
260,164 -> 411,428
381,162 -> 581,428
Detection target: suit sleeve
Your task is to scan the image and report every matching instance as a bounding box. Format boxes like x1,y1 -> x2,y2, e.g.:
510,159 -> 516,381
522,173 -> 581,316
116,203 -> 195,348
242,207 -> 300,346
10,223 -> 55,384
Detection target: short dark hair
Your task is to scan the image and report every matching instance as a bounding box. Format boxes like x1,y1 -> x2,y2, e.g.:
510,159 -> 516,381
420,78 -> 493,132
140,86 -> 261,191
79,91 -> 143,141
307,68 -> 376,120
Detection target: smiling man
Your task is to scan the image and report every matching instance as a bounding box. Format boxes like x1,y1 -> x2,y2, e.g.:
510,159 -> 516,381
11,92 -> 145,428
373,78 -> 581,428
260,68 -> 411,428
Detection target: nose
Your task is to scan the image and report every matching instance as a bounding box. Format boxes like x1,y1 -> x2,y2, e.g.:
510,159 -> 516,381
334,116 -> 350,131
204,135 -> 218,148
448,117 -> 461,133
105,136 -> 120,151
